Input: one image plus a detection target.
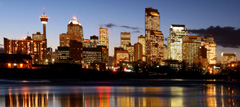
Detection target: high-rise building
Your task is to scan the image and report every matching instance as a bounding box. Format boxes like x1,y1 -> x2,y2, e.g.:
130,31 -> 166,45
56,47 -> 72,63
194,46 -> 208,72
221,53 -> 237,70
114,47 -> 124,66
46,47 -> 53,64
163,44 -> 168,60
4,11 -> 48,64
97,45 -> 108,65
167,24 -> 188,62
69,40 -> 83,64
99,26 -> 109,65
82,46 -> 107,67
60,16 -> 83,47
146,31 -> 164,65
67,16 -> 84,42
145,7 -> 164,65
126,45 -> 134,62
202,35 -> 217,65
115,50 -> 129,65
120,32 -> 131,50
99,26 -> 109,49
134,43 -> 143,62
182,36 -> 201,69
138,35 -> 146,61
145,7 -> 160,33
90,35 -> 98,48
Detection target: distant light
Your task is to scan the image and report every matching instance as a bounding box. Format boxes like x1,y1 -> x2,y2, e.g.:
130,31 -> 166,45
8,63 -> 11,68
113,67 -> 116,72
14,63 -> 17,66
124,67 -> 127,72
22,80 -> 29,83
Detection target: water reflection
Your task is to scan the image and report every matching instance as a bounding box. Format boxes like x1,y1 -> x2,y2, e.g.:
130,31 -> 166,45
1,85 -> 239,107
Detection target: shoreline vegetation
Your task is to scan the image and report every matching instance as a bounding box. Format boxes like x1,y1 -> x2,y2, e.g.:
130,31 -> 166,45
0,66 -> 239,80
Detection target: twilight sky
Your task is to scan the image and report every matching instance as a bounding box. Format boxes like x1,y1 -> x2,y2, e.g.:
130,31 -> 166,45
0,0 -> 240,63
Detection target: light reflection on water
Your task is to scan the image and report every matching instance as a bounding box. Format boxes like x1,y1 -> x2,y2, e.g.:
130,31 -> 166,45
0,85 -> 239,107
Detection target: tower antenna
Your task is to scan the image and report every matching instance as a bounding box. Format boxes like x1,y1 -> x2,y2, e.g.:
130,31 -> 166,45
43,7 -> 45,14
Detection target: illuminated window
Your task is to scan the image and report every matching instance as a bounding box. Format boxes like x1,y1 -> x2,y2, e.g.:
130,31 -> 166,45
8,63 -> 11,68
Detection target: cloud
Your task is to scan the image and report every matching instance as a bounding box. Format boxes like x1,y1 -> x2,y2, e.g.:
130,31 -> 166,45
104,23 -> 142,33
189,26 -> 240,48
131,30 -> 141,34
104,23 -> 117,28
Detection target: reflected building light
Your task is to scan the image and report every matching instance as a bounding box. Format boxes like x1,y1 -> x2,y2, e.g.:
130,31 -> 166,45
170,87 -> 183,107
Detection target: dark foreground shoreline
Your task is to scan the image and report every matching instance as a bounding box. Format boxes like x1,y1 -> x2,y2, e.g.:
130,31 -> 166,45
0,67 -> 240,88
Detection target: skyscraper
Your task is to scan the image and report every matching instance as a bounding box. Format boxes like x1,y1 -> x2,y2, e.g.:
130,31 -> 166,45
126,45 -> 134,62
138,35 -> 146,61
167,24 -> 188,62
182,36 -> 201,69
145,7 -> 164,66
134,43 -> 143,62
60,16 -> 84,47
120,32 -> 131,50
99,26 -> 109,49
99,26 -> 109,65
67,16 -> 84,42
202,35 -> 217,65
145,7 -> 160,33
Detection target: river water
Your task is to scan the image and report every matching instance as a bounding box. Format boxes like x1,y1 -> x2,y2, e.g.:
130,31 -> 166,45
0,79 -> 239,107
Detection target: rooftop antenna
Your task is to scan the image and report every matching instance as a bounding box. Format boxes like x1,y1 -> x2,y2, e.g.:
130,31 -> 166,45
43,7 -> 45,15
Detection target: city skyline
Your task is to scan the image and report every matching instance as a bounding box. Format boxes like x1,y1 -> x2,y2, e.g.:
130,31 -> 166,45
0,1 -> 240,63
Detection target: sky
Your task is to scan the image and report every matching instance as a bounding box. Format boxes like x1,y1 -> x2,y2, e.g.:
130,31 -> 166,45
0,0 -> 240,63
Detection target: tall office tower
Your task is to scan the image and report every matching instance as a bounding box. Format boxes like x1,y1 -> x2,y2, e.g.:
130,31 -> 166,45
182,36 -> 201,69
99,25 -> 109,65
126,45 -> 134,62
194,46 -> 208,72
138,35 -> 146,61
145,7 -> 160,33
120,32 -> 131,50
202,35 -> 217,65
4,11 -> 48,64
221,53 -> 237,70
146,31 -> 164,65
168,24 -> 188,62
99,26 -> 109,48
69,40 -> 83,64
60,16 -> 84,47
90,35 -> 98,48
163,44 -> 168,60
68,16 -> 84,42
145,7 -> 164,65
134,43 -> 143,62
